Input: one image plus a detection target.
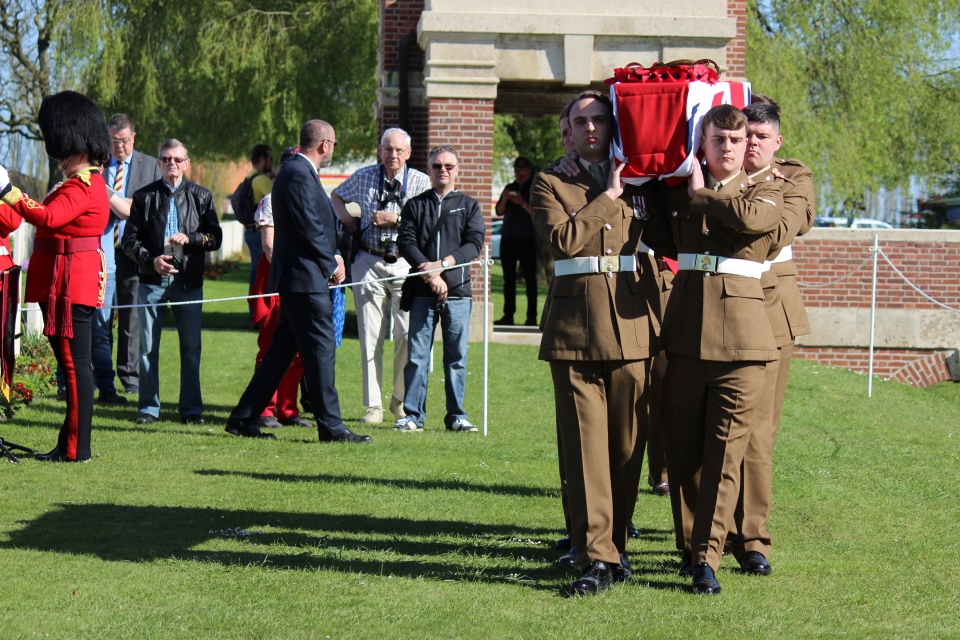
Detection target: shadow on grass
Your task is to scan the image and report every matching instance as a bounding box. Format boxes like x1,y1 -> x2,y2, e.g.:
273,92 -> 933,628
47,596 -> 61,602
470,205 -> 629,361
196,469 -> 562,498
1,503 -> 580,591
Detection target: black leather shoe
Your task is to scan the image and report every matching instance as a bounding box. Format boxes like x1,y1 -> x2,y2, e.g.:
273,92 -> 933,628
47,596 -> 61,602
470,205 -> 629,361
652,481 -> 670,496
692,563 -> 721,594
493,316 -> 514,326
258,416 -> 283,428
740,551 -> 772,576
557,545 -> 579,569
556,535 -> 572,551
627,521 -> 640,539
122,385 -> 139,394
279,416 -> 312,428
36,447 -> 89,462
679,550 -> 693,577
571,561 -> 613,595
97,392 -> 128,405
224,421 -> 276,439
612,552 -> 632,582
181,415 -> 205,425
319,428 -> 371,443
135,414 -> 156,425
56,390 -> 67,401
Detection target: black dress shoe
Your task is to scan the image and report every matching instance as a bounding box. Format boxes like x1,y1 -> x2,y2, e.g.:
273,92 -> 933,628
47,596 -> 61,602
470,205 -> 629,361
557,545 -> 579,569
279,416 -> 312,428
122,385 -> 139,395
224,421 -> 277,439
36,447 -> 89,462
652,481 -> 670,496
258,416 -> 283,428
556,535 -> 572,551
692,563 -> 721,594
612,552 -> 632,582
493,316 -> 514,326
679,550 -> 693,577
740,551 -> 772,576
627,521 -> 640,539
571,561 -> 613,596
319,428 -> 371,443
97,392 -> 128,405
135,414 -> 156,425
181,415 -> 205,425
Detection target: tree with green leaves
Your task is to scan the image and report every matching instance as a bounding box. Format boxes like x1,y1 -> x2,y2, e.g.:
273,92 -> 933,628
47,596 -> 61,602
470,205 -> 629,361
747,0 -> 960,206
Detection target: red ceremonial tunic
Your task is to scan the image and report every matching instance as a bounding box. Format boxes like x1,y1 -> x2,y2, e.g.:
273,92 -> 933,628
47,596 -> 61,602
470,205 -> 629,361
3,169 -> 108,336
0,204 -> 22,272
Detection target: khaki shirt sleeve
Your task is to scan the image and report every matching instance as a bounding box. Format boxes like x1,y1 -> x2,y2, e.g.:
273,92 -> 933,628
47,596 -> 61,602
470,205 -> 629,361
530,172 -> 625,258
689,180 -> 783,234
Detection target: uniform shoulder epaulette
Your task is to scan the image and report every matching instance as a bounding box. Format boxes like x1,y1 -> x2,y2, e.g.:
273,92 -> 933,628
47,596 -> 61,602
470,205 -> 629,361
775,157 -> 806,168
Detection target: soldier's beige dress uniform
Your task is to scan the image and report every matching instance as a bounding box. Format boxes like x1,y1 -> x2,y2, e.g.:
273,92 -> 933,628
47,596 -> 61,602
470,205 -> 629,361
531,162 -> 660,570
731,158 -> 815,560
654,170 -> 783,571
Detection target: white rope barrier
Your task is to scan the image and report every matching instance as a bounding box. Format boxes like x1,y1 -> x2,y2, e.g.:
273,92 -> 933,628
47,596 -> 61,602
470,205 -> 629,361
877,248 -> 960,314
796,253 -> 873,289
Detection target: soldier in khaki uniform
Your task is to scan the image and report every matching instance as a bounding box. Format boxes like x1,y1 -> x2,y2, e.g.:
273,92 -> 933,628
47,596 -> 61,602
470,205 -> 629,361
729,101 -> 815,575
653,104 -> 784,594
531,90 -> 664,595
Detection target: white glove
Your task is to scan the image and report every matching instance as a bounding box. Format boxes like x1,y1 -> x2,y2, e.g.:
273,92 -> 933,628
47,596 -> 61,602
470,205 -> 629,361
0,165 -> 9,194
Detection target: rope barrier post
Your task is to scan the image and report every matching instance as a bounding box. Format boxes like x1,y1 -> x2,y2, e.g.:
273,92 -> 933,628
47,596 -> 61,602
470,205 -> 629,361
482,246 -> 490,437
868,234 -> 879,397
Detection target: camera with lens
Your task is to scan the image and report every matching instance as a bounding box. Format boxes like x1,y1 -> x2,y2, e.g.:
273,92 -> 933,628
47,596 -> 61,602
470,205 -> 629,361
378,185 -> 403,264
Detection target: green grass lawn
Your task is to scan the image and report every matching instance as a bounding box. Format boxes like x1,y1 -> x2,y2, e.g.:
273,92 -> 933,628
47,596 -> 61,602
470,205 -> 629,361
1,262 -> 958,638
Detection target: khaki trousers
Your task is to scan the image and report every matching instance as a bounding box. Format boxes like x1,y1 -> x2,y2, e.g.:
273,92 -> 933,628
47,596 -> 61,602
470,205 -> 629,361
646,353 -> 669,486
731,342 -> 793,559
662,353 -> 776,571
351,250 -> 410,409
550,359 -> 650,569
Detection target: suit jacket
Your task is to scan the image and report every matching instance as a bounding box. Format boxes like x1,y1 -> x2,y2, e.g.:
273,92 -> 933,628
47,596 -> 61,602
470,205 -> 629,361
113,150 -> 161,237
268,155 -> 339,294
655,170 -> 783,362
531,167 -> 660,362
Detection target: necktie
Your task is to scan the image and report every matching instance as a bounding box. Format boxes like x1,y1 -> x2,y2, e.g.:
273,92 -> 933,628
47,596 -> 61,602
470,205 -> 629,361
113,163 -> 125,247
588,163 -> 605,186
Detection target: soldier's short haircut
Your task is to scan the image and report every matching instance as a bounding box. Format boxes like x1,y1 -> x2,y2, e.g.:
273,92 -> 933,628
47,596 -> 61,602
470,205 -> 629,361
108,113 -> 136,133
701,104 -> 747,132
569,90 -> 613,122
743,103 -> 781,133
428,145 -> 459,163
750,94 -> 781,115
250,144 -> 272,164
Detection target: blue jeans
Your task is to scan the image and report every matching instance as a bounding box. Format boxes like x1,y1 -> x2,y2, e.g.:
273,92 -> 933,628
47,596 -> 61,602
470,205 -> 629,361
57,272 -> 117,395
137,280 -> 203,419
402,296 -> 472,428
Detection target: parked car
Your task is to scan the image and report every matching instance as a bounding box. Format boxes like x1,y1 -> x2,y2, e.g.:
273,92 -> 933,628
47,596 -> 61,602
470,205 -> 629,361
490,219 -> 502,259
814,216 -> 894,229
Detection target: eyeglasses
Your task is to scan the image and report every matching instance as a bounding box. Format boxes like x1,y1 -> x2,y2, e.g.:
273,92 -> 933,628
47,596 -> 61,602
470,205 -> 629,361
320,139 -> 338,149
431,163 -> 458,171
159,156 -> 188,165
111,137 -> 133,146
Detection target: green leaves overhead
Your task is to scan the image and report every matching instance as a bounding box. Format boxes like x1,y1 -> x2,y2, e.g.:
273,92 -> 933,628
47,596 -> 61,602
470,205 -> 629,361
87,0 -> 378,161
748,0 -> 960,204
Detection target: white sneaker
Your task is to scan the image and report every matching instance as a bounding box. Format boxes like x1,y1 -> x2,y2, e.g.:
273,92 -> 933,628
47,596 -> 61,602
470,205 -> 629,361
393,418 -> 422,432
448,419 -> 477,432
362,406 -> 384,423
389,396 -> 406,420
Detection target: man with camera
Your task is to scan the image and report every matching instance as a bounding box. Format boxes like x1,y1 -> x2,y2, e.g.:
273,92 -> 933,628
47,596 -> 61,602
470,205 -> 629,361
331,128 -> 430,424
122,138 -> 222,425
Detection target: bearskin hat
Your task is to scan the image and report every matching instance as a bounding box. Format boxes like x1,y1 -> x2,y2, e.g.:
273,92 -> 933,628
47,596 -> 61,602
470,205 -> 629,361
37,91 -> 111,165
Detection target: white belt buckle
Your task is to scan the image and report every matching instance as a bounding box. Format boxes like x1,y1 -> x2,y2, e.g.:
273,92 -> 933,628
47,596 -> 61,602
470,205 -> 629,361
600,256 -> 620,273
696,254 -> 717,273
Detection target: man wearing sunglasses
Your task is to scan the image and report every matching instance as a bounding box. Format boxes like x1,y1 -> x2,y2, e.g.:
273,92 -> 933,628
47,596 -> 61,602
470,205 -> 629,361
122,138 -> 222,426
395,145 -> 485,433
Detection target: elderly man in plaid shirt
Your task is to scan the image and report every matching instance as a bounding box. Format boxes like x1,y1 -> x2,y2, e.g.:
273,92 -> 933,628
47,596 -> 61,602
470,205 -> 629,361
331,128 -> 430,424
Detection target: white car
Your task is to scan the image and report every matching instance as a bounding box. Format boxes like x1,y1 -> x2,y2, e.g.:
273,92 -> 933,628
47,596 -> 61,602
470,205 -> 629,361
850,218 -> 893,229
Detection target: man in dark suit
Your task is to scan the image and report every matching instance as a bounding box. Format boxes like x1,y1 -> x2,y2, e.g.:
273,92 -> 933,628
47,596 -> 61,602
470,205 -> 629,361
225,119 -> 370,443
107,113 -> 161,396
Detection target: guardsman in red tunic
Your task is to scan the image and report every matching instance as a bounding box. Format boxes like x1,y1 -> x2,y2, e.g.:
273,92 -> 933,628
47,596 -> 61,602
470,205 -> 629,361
0,91 -> 111,462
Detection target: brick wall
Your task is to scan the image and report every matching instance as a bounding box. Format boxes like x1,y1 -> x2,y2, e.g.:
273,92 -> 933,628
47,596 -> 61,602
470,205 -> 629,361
793,231 -> 960,387
793,347 -> 954,388
725,0 -> 746,77
380,0 -> 429,169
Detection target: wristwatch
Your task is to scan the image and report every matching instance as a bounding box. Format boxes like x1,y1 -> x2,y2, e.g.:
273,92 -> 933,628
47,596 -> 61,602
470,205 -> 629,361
441,259 -> 451,268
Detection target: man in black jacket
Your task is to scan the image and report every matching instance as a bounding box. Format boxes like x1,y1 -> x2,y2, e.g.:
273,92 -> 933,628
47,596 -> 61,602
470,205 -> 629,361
395,145 -> 485,432
122,138 -> 222,425
224,120 -> 370,443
